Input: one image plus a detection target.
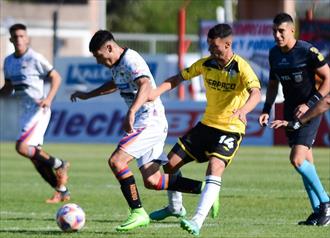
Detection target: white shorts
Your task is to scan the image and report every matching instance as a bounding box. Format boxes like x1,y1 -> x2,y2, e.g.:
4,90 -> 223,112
118,118 -> 168,168
18,103 -> 51,146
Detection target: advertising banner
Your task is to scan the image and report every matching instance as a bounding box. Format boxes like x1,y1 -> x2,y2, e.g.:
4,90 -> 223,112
45,101 -> 273,145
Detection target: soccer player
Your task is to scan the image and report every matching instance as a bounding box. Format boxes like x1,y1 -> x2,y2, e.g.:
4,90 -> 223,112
271,94 -> 330,130
0,23 -> 70,203
148,23 -> 261,236
259,13 -> 330,226
70,30 -> 208,232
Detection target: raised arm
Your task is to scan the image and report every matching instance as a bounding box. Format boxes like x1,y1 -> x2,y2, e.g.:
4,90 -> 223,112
148,74 -> 185,100
70,80 -> 117,102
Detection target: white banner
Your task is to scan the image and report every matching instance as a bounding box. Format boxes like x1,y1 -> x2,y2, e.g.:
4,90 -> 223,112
45,101 -> 273,145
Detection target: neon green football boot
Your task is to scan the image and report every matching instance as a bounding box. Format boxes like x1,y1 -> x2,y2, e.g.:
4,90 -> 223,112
116,207 -> 150,232
180,219 -> 200,236
149,206 -> 186,221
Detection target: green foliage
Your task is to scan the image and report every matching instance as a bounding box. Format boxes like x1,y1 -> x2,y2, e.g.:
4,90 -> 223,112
0,143 -> 329,238
107,0 -> 224,34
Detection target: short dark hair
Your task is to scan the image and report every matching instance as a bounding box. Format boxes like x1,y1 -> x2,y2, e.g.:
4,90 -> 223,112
207,24 -> 232,39
273,13 -> 294,25
89,30 -> 115,52
9,23 -> 27,35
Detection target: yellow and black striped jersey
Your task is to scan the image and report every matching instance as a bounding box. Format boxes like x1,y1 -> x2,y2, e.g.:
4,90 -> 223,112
181,54 -> 260,134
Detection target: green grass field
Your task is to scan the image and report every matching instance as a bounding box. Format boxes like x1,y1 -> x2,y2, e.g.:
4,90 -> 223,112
0,143 -> 329,238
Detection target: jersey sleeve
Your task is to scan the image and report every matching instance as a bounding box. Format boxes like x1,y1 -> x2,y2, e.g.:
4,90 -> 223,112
309,46 -> 327,69
241,60 -> 261,90
180,58 -> 204,80
35,53 -> 54,77
126,53 -> 151,81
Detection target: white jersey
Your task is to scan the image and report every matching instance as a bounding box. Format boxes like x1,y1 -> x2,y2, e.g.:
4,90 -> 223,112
111,48 -> 166,127
4,48 -> 53,146
112,48 -> 168,166
4,48 -> 53,102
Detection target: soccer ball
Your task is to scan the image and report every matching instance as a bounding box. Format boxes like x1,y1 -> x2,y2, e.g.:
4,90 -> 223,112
56,203 -> 85,232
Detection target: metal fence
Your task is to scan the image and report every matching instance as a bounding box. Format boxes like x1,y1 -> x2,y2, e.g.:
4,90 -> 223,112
114,33 -> 200,54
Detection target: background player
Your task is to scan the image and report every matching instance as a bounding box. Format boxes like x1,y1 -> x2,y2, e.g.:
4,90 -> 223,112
0,23 -> 70,203
259,13 -> 330,226
70,30 -> 208,232
148,23 -> 261,236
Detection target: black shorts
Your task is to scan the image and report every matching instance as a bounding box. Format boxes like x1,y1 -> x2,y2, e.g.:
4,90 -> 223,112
286,116 -> 321,148
170,122 -> 243,166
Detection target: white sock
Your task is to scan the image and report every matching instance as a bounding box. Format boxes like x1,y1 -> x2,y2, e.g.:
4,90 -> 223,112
56,185 -> 67,192
168,170 -> 183,212
192,175 -> 221,228
168,190 -> 183,212
53,158 -> 62,169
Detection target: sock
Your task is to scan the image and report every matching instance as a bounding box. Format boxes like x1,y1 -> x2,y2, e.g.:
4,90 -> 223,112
167,170 -> 183,212
53,158 -> 63,169
32,148 -> 55,168
166,175 -> 203,194
118,175 -> 142,209
191,175 -> 221,229
303,176 -> 320,213
296,160 -> 330,203
56,185 -> 67,192
31,158 -> 57,188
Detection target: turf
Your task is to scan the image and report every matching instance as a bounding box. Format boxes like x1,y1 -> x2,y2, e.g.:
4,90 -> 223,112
0,143 -> 329,238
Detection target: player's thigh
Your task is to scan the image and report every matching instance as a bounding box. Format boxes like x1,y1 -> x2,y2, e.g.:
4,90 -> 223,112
206,128 -> 243,167
119,122 -> 167,160
18,107 -> 51,146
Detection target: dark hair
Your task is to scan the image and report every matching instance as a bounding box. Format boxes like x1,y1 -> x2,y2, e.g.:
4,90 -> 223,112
9,23 -> 27,34
207,24 -> 232,39
89,30 -> 115,52
273,13 -> 294,25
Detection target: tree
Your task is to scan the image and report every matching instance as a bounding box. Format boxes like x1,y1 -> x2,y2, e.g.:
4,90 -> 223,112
107,0 -> 224,34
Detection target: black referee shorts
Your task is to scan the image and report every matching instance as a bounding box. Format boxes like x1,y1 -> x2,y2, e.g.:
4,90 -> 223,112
286,116 -> 322,148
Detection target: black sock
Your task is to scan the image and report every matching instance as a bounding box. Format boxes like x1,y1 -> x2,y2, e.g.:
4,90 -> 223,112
33,148 -> 55,168
31,158 -> 57,188
167,174 -> 203,194
119,175 -> 142,209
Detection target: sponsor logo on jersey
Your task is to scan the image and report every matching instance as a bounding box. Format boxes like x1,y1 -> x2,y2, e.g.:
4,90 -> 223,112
207,79 -> 236,91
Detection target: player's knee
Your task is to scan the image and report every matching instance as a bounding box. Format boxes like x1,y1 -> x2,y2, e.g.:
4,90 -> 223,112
15,141 -> 27,156
290,158 -> 300,168
143,176 -> 161,190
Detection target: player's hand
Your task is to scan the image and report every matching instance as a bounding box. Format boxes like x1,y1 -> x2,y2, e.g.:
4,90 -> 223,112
258,113 -> 269,127
37,98 -> 52,109
231,109 -> 247,125
294,104 -> 309,119
70,91 -> 89,102
270,120 -> 288,129
123,110 -> 135,133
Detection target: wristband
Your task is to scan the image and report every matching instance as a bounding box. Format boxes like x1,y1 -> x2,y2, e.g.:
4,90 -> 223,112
287,119 -> 302,131
306,91 -> 322,108
262,103 -> 272,114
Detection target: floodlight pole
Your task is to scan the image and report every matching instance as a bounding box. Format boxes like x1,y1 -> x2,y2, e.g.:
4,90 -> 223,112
177,0 -> 191,100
